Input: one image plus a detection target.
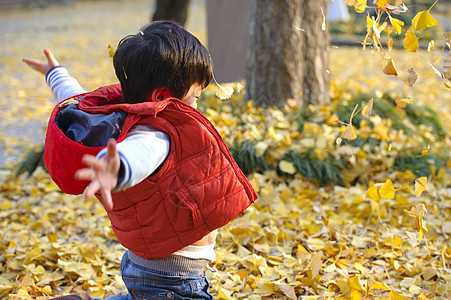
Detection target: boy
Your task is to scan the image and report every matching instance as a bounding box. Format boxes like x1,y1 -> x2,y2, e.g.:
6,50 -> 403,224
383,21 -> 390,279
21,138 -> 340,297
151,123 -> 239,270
23,21 -> 257,300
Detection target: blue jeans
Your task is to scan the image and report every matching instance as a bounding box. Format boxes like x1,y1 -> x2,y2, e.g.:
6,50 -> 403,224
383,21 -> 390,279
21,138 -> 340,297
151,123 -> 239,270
104,251 -> 213,300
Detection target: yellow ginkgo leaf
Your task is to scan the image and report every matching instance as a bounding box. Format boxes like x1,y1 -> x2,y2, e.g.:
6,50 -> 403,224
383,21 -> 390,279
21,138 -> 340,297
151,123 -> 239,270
107,44 -> 115,58
420,146 -> 430,156
411,0 -> 439,31
277,284 -> 297,300
215,85 -> 234,100
218,287 -> 233,300
389,289 -> 411,300
366,186 -> 381,202
310,253 -> 322,279
404,204 -> 428,241
380,179 -> 395,199
279,160 -> 296,175
403,29 -> 419,52
354,0 -> 367,13
415,176 -> 427,197
389,15 -> 404,35
383,59 -> 398,76
445,81 -> 451,89
362,98 -> 373,116
370,281 -> 390,291
395,98 -> 413,109
341,123 -> 357,140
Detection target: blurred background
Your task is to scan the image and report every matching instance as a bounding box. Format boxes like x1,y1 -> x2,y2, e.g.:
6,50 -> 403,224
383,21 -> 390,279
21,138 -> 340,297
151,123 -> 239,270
0,0 -> 450,168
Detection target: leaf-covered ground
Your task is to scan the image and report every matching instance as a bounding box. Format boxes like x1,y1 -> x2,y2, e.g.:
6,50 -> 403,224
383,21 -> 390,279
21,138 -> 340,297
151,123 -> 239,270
1,1 -> 450,299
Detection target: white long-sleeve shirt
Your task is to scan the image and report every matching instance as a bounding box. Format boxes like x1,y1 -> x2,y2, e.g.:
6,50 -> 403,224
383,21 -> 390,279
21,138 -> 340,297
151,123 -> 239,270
46,66 -> 215,261
46,66 -> 170,190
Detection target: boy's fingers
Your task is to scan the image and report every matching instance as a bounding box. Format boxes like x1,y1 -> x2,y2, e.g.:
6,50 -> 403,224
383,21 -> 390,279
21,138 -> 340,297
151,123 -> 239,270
75,168 -> 95,181
101,188 -> 114,210
106,139 -> 117,158
81,154 -> 104,170
22,58 -> 43,71
43,48 -> 59,66
85,181 -> 100,199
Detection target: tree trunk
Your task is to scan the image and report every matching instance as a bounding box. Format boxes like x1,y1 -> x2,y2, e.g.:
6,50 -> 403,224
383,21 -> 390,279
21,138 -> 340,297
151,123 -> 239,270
246,0 -> 330,106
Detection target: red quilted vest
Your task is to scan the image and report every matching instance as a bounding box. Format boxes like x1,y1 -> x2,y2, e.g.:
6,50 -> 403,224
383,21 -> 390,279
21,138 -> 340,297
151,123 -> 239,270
44,84 -> 258,259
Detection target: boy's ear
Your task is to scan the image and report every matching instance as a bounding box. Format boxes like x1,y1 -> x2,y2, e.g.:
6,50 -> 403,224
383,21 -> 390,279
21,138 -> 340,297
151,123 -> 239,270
146,88 -> 172,102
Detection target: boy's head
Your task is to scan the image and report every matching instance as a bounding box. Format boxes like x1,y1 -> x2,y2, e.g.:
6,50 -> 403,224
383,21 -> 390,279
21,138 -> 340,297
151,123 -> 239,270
113,21 -> 213,103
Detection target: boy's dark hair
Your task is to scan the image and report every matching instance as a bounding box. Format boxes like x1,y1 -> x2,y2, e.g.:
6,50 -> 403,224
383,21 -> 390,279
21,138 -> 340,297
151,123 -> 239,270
113,21 -> 213,103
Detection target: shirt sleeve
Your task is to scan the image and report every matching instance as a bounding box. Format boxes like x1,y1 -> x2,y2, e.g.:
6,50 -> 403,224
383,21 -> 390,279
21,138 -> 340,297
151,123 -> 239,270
45,66 -> 86,102
96,125 -> 171,190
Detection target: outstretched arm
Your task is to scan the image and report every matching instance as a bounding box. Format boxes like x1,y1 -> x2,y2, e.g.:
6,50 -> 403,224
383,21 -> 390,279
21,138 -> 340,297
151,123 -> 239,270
23,48 -> 86,102
75,139 -> 120,210
22,48 -> 59,75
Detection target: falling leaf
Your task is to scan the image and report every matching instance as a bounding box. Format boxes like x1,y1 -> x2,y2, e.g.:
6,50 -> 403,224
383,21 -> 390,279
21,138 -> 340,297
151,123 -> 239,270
340,104 -> 359,141
107,44 -> 115,58
395,98 -> 413,109
383,59 -> 398,76
404,68 -> 418,87
366,186 -> 381,202
404,204 -> 428,241
419,146 -> 430,156
389,15 -> 404,35
380,179 -> 396,199
385,3 -> 408,14
403,30 -> 419,52
374,0 -> 390,11
362,98 -> 373,115
415,176 -> 427,197
279,160 -> 296,175
341,123 -> 357,140
427,40 -> 435,52
354,0 -> 367,13
425,58 -> 444,79
411,0 -> 439,31
215,85 -> 234,100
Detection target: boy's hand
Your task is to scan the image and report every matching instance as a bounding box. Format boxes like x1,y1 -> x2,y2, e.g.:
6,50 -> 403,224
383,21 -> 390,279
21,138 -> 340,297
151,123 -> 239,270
75,139 -> 120,210
22,48 -> 59,75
